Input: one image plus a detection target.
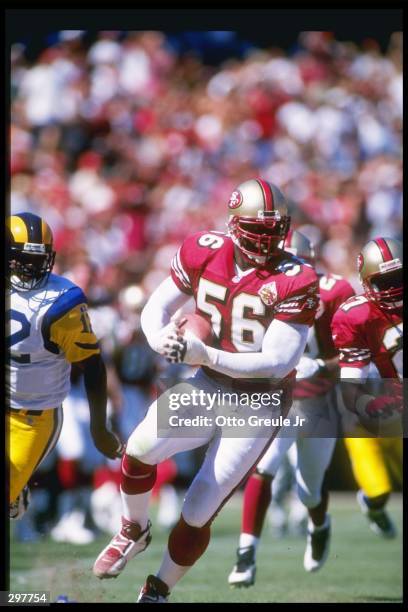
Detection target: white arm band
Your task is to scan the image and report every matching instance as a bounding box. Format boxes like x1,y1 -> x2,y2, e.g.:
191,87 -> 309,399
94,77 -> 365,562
340,365 -> 370,383
140,276 -> 191,352
204,319 -> 309,379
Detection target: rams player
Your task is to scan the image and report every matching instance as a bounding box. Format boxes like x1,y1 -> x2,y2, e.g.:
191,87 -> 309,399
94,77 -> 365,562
331,237 -> 402,538
7,212 -> 123,520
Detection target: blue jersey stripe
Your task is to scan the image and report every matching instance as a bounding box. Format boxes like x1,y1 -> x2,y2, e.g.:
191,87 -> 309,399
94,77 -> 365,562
41,286 -> 87,354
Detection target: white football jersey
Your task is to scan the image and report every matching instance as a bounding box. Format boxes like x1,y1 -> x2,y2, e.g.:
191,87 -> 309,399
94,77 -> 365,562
7,274 -> 100,411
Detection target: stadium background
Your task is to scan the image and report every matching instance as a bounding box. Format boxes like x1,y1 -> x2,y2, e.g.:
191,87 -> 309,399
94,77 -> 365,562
8,19 -> 402,602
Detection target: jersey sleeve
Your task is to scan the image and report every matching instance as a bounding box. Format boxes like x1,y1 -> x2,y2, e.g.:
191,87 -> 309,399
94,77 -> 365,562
170,231 -> 225,295
328,278 -> 356,314
331,302 -> 371,369
42,286 -> 101,363
171,242 -> 193,295
273,264 -> 319,327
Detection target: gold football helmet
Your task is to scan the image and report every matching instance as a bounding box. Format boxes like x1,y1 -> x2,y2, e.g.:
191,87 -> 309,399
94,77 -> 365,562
357,237 -> 402,310
227,178 -> 291,265
282,229 -> 315,264
7,212 -> 56,291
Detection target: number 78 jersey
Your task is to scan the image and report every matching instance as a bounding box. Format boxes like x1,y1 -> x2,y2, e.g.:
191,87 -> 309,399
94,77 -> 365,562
171,231 -> 319,354
331,294 -> 402,380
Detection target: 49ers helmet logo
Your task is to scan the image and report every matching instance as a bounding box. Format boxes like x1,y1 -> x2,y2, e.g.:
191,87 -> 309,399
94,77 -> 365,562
228,190 -> 243,209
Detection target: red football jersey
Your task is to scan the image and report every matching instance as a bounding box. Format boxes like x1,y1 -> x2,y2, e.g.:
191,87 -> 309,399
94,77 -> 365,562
295,274 -> 356,398
331,295 -> 403,380
171,231 -> 319,360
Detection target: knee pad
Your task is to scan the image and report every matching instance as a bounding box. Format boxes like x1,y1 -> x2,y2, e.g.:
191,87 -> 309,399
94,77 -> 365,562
168,514 -> 211,566
121,454 -> 157,494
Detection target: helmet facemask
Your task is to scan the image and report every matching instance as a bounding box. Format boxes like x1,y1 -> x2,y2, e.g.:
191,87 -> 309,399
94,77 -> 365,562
364,268 -> 403,310
228,211 -> 290,265
9,247 -> 56,291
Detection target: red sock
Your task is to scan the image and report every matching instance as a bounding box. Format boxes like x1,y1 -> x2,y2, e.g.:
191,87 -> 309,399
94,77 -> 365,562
168,515 -> 211,566
241,472 -> 272,537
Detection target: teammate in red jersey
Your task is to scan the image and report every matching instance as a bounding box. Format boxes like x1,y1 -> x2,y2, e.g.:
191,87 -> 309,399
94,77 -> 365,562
331,237 -> 402,538
92,178 -> 319,603
228,230 -> 355,587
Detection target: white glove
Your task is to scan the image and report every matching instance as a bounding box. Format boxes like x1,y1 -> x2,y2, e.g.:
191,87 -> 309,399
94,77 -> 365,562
148,320 -> 183,354
162,328 -> 210,366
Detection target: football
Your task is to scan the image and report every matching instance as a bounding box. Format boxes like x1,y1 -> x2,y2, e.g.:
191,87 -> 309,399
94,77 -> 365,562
178,313 -> 214,345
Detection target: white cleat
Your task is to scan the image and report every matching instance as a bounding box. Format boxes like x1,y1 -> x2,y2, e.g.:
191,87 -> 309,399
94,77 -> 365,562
228,546 -> 256,588
304,515 -> 331,572
93,517 -> 152,579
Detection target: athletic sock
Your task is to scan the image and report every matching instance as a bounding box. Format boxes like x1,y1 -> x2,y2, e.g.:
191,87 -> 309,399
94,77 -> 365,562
239,533 -> 260,550
157,549 -> 189,590
120,488 -> 150,530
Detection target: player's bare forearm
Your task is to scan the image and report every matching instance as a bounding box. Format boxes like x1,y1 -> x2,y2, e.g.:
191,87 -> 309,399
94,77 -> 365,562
322,355 -> 339,374
81,353 -> 123,459
81,353 -> 109,430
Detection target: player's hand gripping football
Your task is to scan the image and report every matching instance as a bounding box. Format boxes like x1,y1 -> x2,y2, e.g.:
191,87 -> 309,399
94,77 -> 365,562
161,318 -> 209,366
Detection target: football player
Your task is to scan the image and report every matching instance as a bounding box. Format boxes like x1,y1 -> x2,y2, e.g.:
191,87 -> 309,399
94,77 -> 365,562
7,212 -> 123,520
228,230 -> 355,588
92,178 -> 319,603
331,237 -> 402,538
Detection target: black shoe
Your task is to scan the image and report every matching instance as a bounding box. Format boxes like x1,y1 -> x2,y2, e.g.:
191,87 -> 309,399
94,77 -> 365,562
304,516 -> 331,572
357,490 -> 396,538
137,575 -> 170,603
228,546 -> 256,588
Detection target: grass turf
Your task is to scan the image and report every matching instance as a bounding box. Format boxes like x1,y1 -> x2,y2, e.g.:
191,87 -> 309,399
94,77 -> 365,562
9,492 -> 402,603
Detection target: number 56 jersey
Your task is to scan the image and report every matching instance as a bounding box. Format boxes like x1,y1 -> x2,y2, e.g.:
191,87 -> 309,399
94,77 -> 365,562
171,231 -> 319,357
7,273 -> 100,411
331,295 -> 403,380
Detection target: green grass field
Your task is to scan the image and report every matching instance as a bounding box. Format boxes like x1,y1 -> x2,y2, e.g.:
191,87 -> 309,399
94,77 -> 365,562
9,492 -> 402,604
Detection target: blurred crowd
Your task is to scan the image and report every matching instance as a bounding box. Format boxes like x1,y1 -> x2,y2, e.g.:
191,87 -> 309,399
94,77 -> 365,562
9,29 -> 402,542
10,30 -> 402,294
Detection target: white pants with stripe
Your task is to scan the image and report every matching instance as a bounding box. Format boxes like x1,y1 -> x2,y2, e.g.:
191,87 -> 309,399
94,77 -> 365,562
126,369 -> 286,527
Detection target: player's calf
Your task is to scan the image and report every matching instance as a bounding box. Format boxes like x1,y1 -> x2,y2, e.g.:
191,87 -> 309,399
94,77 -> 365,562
93,454 -> 157,579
